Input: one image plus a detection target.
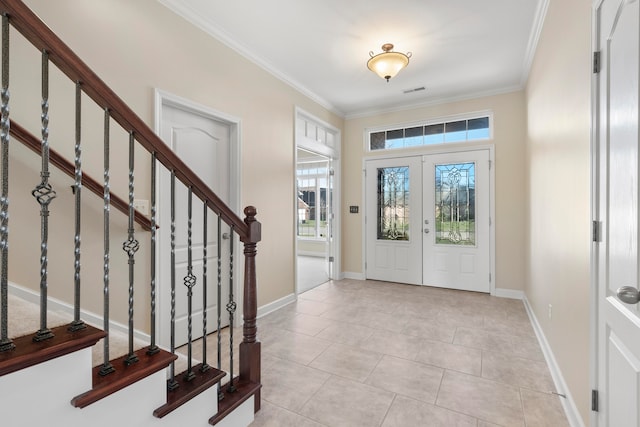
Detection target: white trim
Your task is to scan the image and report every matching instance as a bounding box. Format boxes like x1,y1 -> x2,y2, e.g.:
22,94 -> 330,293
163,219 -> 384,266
257,293 -> 296,319
297,251 -> 327,258
520,0 -> 551,86
491,288 -> 524,300
8,282 -> 151,343
156,0 -> 343,118
345,86 -> 521,120
294,107 -> 342,297
523,295 -> 586,427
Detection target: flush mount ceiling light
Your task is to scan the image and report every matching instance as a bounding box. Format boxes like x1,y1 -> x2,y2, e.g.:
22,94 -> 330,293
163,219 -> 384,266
367,43 -> 412,82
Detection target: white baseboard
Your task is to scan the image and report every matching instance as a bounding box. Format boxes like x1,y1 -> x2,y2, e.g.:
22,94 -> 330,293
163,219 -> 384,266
8,281 -> 151,344
342,271 -> 365,280
257,293 -> 296,319
492,288 -> 524,299
523,295 -> 585,427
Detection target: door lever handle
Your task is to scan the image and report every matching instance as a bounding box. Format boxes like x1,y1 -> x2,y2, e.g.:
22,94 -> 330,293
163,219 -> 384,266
424,228 -> 430,234
222,232 -> 231,240
617,286 -> 640,304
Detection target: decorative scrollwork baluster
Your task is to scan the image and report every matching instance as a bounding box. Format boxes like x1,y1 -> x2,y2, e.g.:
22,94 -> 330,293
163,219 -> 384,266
201,202 -> 210,372
216,214 -> 223,401
147,152 -> 159,355
183,186 -> 196,381
0,14 -> 13,353
32,49 -> 56,343
226,225 -> 236,393
99,109 -> 115,376
122,132 -> 139,366
167,171 -> 178,390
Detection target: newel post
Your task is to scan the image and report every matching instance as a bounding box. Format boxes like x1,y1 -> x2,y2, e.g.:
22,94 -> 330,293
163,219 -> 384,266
240,206 -> 261,412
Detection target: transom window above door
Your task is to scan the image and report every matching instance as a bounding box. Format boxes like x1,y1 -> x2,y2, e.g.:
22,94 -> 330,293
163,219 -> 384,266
368,113 -> 492,151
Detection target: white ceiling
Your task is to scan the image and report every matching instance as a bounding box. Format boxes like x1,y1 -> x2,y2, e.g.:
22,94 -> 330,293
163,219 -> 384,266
158,0 -> 546,118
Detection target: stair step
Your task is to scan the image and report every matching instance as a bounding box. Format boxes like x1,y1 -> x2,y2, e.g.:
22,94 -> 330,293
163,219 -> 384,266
153,363 -> 226,418
0,323 -> 105,377
209,378 -> 261,426
71,346 -> 176,408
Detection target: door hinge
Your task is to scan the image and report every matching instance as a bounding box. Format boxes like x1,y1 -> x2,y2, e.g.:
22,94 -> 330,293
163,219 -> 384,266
593,51 -> 601,74
592,389 -> 599,412
329,256 -> 334,262
488,159 -> 492,170
329,168 -> 335,176
489,216 -> 492,226
489,273 -> 492,283
592,220 -> 601,242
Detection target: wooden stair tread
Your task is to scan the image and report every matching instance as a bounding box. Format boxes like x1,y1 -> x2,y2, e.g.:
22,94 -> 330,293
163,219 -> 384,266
153,363 -> 226,418
0,323 -> 105,377
71,346 -> 176,408
209,377 -> 261,426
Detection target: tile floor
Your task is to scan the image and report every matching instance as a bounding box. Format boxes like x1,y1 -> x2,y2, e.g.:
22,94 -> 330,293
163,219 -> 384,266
249,279 -> 570,427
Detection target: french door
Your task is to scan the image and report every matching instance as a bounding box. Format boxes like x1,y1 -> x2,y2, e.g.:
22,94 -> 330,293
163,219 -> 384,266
365,149 -> 491,292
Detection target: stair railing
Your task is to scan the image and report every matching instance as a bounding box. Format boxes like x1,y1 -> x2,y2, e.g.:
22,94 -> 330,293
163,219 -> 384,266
0,0 -> 261,420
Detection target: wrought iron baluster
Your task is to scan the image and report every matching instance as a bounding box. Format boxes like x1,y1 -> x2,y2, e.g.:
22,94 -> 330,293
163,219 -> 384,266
226,225 -> 236,393
32,49 -> 56,342
216,214 -> 223,401
183,187 -> 196,381
99,109 -> 114,376
69,81 -> 85,332
201,202 -> 210,372
0,14 -> 13,353
147,152 -> 159,355
122,132 -> 139,366
168,171 -> 178,390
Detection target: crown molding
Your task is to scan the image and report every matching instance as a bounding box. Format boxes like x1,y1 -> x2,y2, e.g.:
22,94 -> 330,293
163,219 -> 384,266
520,0 -> 551,86
156,0 -> 345,118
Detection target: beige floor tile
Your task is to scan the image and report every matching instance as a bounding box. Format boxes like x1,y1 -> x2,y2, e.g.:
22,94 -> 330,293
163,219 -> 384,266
509,334 -> 546,362
436,370 -> 525,427
481,351 -> 555,393
315,322 -> 376,346
365,355 -> 443,403
261,357 -> 330,412
279,313 -> 335,336
291,299 -> 334,316
402,317 -> 457,343
262,330 -> 331,365
381,395 -> 477,427
436,309 -> 486,329
453,326 -> 513,353
521,387 -> 570,426
299,375 -> 394,427
416,339 -> 482,376
250,401 -> 326,427
359,330 -> 423,360
309,343 -> 382,381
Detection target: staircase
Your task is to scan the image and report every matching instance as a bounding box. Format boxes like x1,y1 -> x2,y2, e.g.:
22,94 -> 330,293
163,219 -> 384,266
0,1 -> 261,425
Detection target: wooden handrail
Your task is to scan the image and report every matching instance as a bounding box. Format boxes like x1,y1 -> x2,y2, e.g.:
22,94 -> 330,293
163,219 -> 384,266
0,0 -> 250,241
9,120 -> 153,231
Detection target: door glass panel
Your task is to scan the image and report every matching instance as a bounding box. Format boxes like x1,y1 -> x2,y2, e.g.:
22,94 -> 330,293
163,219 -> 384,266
435,162 -> 476,245
377,166 -> 410,241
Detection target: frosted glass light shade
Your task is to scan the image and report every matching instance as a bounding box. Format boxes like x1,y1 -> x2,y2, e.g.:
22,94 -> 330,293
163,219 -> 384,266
367,44 -> 411,82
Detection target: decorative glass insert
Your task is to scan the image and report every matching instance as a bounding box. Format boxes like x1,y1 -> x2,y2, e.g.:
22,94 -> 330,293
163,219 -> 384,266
435,162 -> 476,245
377,166 -> 410,241
369,115 -> 490,151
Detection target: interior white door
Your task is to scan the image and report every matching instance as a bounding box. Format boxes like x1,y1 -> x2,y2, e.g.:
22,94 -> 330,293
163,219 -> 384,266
595,0 -> 640,425
158,103 -> 231,348
422,150 -> 490,292
365,157 -> 422,285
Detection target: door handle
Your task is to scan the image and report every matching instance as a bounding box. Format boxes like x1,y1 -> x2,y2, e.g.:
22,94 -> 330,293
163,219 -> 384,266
222,232 -> 230,240
617,286 -> 640,304
424,228 -> 430,234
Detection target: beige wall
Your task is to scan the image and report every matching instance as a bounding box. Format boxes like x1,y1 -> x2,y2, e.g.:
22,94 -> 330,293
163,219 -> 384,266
525,0 -> 592,423
10,0 -> 343,326
343,91 -> 528,292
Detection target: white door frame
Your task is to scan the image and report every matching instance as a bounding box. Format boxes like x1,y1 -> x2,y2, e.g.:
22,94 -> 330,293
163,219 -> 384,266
294,106 -> 341,294
154,89 -> 242,348
362,144 -> 496,293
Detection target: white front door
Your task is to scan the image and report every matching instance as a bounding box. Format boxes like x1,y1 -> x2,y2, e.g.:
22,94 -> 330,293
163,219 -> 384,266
423,150 -> 491,292
595,0 -> 640,425
365,157 -> 423,285
157,100 -> 233,348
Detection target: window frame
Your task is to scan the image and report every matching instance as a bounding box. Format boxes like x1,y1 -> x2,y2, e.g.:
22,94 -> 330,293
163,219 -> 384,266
365,111 -> 493,153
